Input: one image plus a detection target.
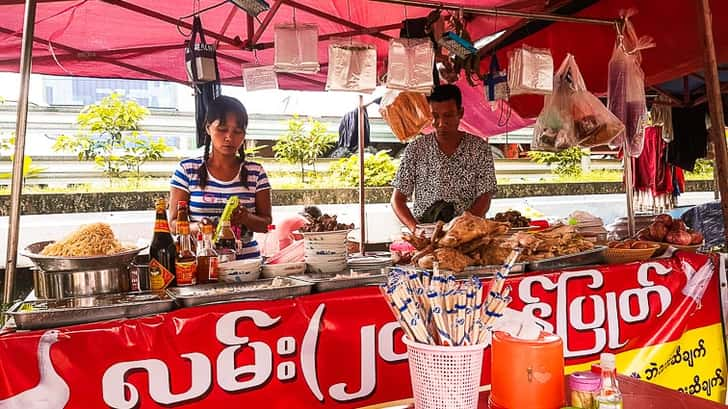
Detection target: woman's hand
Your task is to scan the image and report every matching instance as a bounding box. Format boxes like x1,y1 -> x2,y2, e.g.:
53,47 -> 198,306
230,205 -> 250,227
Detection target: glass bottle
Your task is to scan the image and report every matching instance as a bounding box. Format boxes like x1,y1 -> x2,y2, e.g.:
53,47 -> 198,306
216,220 -> 237,263
262,224 -> 280,259
597,353 -> 623,409
175,201 -> 197,286
149,198 -> 176,291
176,201 -> 195,254
197,223 -> 219,284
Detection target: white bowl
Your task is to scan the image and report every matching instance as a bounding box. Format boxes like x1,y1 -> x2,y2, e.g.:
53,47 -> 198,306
307,260 -> 348,274
218,258 -> 262,283
261,261 -> 307,278
305,253 -> 347,263
302,231 -> 349,243
305,248 -> 347,257
304,241 -> 348,250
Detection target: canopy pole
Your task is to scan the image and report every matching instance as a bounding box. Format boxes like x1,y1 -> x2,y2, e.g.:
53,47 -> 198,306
624,144 -> 636,237
3,0 -> 37,307
370,0 -> 616,26
698,0 -> 728,244
358,95 -> 366,256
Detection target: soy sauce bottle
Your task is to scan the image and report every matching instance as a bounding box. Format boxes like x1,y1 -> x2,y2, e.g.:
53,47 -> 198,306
149,198 -> 176,290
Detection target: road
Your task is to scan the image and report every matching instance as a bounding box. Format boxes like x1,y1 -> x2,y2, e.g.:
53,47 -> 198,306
0,191 -> 716,267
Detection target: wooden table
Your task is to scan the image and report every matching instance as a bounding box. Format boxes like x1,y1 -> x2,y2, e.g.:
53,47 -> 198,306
358,375 -> 726,409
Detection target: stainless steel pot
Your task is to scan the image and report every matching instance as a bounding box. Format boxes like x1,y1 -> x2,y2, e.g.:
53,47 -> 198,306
32,266 -> 131,299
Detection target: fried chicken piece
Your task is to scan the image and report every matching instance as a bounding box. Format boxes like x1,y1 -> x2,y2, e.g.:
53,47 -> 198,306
480,242 -> 513,266
431,220 -> 445,245
438,212 -> 509,248
418,254 -> 435,269
403,232 -> 431,251
457,236 -> 492,254
433,247 -> 473,272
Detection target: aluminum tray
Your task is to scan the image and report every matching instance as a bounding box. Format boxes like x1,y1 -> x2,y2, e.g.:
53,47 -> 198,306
525,245 -> 607,272
166,277 -> 313,307
292,272 -> 387,293
7,292 -> 174,330
456,263 -> 527,278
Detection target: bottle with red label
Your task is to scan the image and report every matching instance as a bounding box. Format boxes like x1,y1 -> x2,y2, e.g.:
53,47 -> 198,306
196,223 -> 219,284
175,200 -> 197,286
149,198 -> 176,291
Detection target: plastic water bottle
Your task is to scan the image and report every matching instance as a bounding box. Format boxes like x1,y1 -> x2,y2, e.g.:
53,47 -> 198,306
597,353 -> 623,409
262,224 -> 280,259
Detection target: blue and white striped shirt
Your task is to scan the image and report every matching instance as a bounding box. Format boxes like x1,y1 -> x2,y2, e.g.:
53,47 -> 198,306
170,157 -> 271,258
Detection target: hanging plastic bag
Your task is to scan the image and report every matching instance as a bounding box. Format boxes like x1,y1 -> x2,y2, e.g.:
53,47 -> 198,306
484,54 -> 508,109
379,90 -> 432,142
565,56 -> 625,147
608,10 -> 655,157
531,56 -> 576,151
243,65 -> 279,91
326,41 -> 378,93
508,45 -> 553,96
185,16 -> 219,84
386,38 -> 435,93
274,23 -> 320,73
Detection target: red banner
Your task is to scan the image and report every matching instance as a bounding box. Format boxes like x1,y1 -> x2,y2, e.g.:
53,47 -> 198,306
0,252 -> 725,408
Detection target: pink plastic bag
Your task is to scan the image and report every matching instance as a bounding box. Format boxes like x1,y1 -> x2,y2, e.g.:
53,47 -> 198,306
607,10 -> 655,157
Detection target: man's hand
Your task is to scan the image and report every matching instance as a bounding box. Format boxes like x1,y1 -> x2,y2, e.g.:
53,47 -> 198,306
391,189 -> 419,233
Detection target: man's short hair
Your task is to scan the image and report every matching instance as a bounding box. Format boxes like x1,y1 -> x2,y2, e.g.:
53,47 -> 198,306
427,84 -> 462,109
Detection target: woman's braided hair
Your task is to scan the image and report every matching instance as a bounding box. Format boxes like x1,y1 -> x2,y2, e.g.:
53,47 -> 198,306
198,96 -> 249,189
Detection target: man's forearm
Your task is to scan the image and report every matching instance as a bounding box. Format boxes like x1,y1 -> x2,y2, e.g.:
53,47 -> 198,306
391,191 -> 418,232
467,193 -> 493,218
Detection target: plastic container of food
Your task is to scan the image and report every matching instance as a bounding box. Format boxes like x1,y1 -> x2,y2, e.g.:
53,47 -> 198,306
568,371 -> 601,408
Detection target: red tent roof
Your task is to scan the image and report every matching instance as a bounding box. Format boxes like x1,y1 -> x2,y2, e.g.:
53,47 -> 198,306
0,0 -> 542,137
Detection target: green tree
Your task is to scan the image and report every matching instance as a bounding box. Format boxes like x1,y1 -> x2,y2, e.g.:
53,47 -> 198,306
527,147 -> 587,177
53,93 -> 171,183
330,150 -> 397,187
272,115 -> 336,183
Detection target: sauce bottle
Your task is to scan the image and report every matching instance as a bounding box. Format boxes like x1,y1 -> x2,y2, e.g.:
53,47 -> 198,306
216,220 -> 237,263
597,353 -> 623,409
197,223 -> 219,284
149,198 -> 176,291
174,200 -> 197,286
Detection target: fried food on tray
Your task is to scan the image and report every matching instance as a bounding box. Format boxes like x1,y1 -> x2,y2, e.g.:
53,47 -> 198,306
438,212 -> 509,248
40,223 -> 128,257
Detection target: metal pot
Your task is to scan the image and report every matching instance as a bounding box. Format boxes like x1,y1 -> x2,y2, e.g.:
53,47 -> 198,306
32,266 -> 131,299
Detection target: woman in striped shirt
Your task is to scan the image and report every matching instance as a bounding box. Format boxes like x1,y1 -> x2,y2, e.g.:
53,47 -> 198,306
169,96 -> 272,258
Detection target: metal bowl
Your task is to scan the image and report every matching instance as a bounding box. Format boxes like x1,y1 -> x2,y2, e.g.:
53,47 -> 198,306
21,241 -> 147,272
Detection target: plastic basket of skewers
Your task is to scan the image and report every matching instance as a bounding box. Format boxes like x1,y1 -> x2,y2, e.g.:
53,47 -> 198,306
380,249 -> 523,409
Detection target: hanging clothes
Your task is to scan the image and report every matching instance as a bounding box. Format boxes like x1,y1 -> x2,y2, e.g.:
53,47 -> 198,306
650,97 -> 673,142
667,104 -> 708,172
336,107 -> 371,152
633,126 -> 675,213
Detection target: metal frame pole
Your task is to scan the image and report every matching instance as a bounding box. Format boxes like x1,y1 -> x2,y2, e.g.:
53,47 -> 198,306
358,95 -> 366,256
624,143 -> 636,237
3,0 -> 37,306
698,0 -> 728,245
370,0 -> 617,26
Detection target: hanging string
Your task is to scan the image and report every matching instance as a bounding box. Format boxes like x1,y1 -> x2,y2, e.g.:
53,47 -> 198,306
292,6 -> 296,27
346,0 -> 353,44
403,5 -> 410,38
493,7 -> 512,128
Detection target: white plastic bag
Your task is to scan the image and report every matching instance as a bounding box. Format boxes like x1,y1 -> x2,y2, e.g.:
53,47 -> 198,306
607,11 -> 655,157
274,24 -> 320,73
386,37 -> 435,93
508,45 -> 553,96
532,56 -> 576,151
326,41 -> 378,93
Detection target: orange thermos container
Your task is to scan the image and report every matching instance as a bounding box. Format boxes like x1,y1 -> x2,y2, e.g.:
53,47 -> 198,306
489,331 -> 565,409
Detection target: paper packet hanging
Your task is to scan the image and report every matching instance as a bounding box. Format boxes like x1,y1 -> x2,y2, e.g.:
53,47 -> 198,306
508,45 -> 553,96
185,16 -> 219,84
326,41 -> 377,93
379,90 -> 432,142
386,37 -> 435,93
274,23 -> 320,73
243,65 -> 279,92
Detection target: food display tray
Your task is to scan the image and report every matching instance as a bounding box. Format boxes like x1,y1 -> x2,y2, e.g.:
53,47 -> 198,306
457,263 -> 527,277
525,245 -> 607,272
166,278 -> 313,307
292,273 -> 387,293
7,292 -> 175,330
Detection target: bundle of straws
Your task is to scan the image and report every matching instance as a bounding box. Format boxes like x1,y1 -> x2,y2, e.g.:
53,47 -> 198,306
382,248 -> 522,346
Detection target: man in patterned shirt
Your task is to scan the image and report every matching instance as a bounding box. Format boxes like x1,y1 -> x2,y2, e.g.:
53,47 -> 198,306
390,84 -> 498,232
